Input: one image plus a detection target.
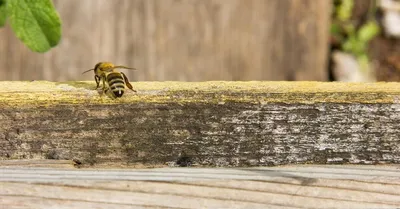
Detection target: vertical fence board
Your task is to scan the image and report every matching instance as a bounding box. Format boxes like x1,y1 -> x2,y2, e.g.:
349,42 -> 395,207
0,0 -> 331,81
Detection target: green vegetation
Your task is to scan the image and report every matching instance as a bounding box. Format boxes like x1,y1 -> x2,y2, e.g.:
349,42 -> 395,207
331,0 -> 380,71
0,0 -> 6,26
0,0 -> 61,53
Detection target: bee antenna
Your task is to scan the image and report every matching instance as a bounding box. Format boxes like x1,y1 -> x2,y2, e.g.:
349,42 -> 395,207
82,69 -> 94,74
113,65 -> 137,71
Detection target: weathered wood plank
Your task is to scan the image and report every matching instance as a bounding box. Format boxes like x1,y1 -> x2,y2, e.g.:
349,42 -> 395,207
0,164 -> 400,208
0,81 -> 400,167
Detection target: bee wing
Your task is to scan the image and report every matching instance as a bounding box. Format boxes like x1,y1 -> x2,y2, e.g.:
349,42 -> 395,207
82,69 -> 94,74
121,72 -> 136,92
114,65 -> 138,71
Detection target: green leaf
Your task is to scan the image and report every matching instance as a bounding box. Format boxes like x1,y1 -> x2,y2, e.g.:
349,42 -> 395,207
342,33 -> 356,51
357,54 -> 370,72
342,34 -> 366,56
0,0 -> 6,27
330,23 -> 342,35
7,0 -> 61,52
337,0 -> 354,21
343,23 -> 355,35
357,21 -> 380,42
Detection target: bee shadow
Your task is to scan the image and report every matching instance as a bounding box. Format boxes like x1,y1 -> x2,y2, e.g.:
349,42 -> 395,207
56,81 -> 135,99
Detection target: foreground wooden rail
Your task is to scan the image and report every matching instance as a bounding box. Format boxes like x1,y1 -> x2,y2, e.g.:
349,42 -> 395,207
0,162 -> 399,208
0,81 -> 400,166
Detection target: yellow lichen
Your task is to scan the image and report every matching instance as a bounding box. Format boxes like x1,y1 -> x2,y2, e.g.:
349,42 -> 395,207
0,81 -> 400,107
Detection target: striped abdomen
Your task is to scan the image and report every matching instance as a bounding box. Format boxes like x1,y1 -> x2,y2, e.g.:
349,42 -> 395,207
106,72 -> 126,98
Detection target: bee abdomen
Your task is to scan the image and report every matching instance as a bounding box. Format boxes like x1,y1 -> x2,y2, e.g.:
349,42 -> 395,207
107,74 -> 126,98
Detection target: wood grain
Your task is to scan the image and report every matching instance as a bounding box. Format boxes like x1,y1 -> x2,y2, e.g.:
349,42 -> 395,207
0,81 -> 400,167
0,164 -> 400,208
0,0 -> 331,81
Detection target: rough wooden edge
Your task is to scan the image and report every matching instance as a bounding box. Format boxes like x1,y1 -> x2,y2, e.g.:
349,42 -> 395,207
0,159 -> 163,169
0,159 -> 76,168
0,81 -> 400,107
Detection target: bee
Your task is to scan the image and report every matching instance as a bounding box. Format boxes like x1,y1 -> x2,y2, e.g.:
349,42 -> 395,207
82,62 -> 137,98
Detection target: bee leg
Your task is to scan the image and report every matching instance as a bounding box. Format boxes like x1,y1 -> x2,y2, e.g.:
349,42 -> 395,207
102,76 -> 108,95
95,75 -> 100,89
121,72 -> 137,92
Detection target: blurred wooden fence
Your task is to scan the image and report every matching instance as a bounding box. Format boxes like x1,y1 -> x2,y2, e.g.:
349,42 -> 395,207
0,0 -> 331,81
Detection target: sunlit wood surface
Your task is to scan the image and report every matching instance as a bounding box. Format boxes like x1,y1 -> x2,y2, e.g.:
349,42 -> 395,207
1,162 -> 399,208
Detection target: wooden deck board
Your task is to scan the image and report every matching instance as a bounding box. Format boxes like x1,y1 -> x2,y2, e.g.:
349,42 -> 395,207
1,163 -> 399,208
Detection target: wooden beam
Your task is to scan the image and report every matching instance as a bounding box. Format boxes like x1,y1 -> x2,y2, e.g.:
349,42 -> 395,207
1,81 -> 400,167
1,163 -> 400,208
